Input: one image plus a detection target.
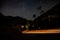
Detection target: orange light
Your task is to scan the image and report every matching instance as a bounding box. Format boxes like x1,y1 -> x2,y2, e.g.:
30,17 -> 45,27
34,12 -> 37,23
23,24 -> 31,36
22,29 -> 60,34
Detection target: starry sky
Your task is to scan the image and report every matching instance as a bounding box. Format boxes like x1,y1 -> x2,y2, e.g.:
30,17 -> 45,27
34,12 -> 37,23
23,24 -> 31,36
0,0 -> 60,20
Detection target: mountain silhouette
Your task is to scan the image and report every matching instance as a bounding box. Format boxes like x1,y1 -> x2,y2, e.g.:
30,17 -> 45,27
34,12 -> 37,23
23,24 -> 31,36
34,3 -> 60,29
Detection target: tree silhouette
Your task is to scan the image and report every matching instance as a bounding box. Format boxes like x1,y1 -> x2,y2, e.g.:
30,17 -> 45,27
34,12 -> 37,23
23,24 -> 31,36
37,6 -> 44,15
33,14 -> 36,18
37,6 -> 42,10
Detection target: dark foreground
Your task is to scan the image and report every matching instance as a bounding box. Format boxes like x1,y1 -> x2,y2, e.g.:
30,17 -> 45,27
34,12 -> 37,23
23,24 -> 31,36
0,32 -> 60,40
20,34 -> 60,40
0,28 -> 60,40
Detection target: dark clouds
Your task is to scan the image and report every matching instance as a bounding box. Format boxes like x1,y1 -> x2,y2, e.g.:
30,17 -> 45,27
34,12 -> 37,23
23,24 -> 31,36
0,0 -> 60,20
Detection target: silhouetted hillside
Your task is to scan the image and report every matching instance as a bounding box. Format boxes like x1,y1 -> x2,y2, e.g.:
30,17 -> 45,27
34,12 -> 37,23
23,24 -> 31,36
34,3 -> 60,29
44,3 -> 60,15
0,12 -> 4,16
0,13 -> 28,40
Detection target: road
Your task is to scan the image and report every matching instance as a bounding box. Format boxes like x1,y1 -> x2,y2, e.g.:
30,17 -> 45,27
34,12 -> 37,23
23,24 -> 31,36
22,29 -> 60,34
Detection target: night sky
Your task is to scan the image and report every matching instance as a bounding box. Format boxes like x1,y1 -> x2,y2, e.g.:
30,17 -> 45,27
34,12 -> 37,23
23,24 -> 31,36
0,0 -> 60,20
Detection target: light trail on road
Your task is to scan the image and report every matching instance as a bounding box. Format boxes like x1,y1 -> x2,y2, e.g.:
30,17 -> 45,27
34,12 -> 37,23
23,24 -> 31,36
22,29 -> 60,34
